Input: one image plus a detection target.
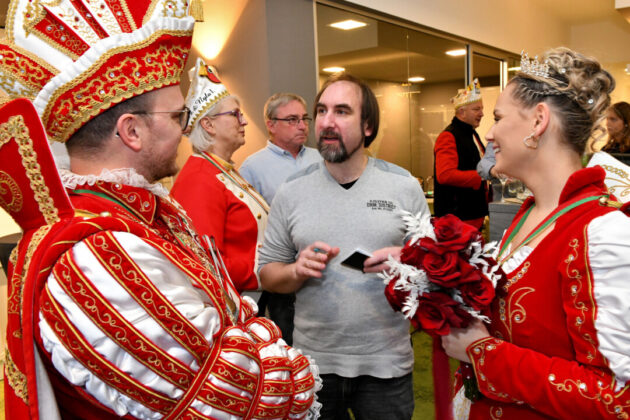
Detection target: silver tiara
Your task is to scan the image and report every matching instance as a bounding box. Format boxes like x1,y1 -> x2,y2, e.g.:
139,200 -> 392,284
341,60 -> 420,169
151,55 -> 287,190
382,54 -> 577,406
520,51 -> 550,78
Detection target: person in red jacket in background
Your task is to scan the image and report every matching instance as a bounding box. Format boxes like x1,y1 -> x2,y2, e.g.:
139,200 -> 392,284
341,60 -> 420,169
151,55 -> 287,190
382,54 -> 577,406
433,78 -> 489,230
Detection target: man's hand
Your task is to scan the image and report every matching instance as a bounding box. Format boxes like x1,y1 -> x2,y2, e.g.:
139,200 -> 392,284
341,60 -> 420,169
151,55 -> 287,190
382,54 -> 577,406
363,246 -> 402,273
294,242 -> 340,281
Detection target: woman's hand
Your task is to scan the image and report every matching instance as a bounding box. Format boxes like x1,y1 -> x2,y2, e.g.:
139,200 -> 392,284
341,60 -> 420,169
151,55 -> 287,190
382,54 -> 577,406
442,319 -> 491,362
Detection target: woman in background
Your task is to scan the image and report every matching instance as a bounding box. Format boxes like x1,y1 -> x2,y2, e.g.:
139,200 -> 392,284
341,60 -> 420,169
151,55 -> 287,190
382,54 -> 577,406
172,58 -> 269,294
443,48 -> 630,419
602,101 -> 630,153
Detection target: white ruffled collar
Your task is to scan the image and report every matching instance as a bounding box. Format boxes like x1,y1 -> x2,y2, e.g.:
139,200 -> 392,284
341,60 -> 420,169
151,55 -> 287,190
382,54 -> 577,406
59,168 -> 170,198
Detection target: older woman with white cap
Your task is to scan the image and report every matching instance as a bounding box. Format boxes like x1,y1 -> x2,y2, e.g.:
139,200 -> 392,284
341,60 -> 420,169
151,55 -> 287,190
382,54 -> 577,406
172,58 -> 269,294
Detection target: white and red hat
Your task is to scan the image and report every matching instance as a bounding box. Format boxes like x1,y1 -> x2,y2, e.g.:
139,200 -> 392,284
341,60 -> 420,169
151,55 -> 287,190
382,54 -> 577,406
0,0 -> 200,143
185,57 -> 229,130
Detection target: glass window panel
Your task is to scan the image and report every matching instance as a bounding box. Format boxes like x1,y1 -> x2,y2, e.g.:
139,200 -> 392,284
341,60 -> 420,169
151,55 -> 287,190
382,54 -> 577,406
316,3 -> 467,190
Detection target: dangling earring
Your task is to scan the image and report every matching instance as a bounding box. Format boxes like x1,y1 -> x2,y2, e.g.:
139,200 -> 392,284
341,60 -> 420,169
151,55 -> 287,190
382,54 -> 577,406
523,131 -> 538,149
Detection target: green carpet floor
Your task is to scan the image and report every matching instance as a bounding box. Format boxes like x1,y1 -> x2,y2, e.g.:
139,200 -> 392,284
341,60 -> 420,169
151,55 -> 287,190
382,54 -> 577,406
412,331 -> 437,420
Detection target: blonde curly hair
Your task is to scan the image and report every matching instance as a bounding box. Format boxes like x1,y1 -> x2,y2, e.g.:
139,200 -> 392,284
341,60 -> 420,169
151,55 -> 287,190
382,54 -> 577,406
510,47 -> 615,154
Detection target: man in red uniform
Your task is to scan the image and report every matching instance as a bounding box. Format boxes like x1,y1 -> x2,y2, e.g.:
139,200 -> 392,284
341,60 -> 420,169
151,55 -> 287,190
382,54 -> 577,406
433,79 -> 489,230
0,1 -> 320,419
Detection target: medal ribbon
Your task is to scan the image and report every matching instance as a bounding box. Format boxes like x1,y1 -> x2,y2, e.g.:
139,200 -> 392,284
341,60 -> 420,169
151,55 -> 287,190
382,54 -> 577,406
497,194 -> 605,264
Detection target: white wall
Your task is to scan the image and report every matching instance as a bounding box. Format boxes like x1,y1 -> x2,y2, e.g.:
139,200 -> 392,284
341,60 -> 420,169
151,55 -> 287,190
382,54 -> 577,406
176,0 -> 319,170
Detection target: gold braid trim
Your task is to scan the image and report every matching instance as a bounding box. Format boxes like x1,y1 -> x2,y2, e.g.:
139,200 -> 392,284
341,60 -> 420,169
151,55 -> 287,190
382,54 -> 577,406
144,0 -> 188,25
548,376 -> 630,419
0,171 -> 23,212
0,115 -> 59,225
4,347 -> 29,404
7,224 -> 53,327
42,29 -> 191,143
5,0 -> 20,41
22,1 -> 84,60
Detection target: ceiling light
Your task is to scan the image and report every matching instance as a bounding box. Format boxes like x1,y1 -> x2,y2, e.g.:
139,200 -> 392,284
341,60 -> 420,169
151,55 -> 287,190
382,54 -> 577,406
323,66 -> 345,73
329,19 -> 367,30
508,66 -> 521,72
446,49 -> 466,57
408,76 -> 425,83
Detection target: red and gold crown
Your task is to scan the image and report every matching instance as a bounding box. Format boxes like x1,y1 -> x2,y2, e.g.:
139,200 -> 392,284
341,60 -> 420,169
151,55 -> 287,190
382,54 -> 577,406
0,0 -> 199,143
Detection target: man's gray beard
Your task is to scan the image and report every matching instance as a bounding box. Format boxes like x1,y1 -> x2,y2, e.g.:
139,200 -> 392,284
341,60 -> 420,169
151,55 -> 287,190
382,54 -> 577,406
318,138 -> 349,163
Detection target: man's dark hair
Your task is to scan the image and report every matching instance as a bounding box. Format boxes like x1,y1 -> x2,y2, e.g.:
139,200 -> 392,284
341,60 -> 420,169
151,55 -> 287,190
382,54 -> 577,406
314,73 -> 380,147
66,93 -> 154,157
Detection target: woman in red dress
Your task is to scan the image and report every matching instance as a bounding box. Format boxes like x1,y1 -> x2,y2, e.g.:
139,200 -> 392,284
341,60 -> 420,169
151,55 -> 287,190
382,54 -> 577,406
172,58 -> 269,294
443,48 -> 630,419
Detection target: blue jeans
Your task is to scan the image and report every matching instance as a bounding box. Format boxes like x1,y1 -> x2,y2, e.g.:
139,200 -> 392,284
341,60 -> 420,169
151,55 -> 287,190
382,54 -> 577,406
318,373 -> 414,420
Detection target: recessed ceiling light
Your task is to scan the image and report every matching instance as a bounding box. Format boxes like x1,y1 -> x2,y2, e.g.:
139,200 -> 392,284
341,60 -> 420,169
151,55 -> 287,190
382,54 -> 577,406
508,66 -> 521,72
323,66 -> 345,73
408,76 -> 425,83
446,49 -> 466,57
329,19 -> 367,30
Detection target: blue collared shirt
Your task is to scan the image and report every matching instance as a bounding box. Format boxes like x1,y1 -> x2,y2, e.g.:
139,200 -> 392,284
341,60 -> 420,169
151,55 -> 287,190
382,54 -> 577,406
240,140 -> 321,204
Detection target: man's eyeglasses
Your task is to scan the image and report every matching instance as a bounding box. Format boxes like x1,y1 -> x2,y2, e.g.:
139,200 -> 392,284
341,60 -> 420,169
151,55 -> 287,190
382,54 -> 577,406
130,107 -> 191,131
210,109 -> 246,123
272,116 -> 312,126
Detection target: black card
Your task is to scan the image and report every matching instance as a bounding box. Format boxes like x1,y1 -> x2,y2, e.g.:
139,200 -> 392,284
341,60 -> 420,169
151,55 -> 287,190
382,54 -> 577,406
341,250 -> 372,271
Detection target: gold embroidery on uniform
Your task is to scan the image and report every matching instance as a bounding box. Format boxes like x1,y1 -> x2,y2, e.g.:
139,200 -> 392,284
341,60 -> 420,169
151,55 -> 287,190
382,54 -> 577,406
56,253 -> 192,388
114,0 -> 138,31
566,234 -> 599,363
162,0 -> 188,18
144,237 -> 233,326
43,290 -> 176,411
469,339 -> 512,401
143,0 -> 186,24
8,225 -> 52,322
22,1 -> 83,60
86,233 -> 209,355
142,0 -> 164,25
565,239 -> 588,330
548,375 -> 630,419
9,245 -> 18,265
53,5 -> 101,46
41,33 -> 190,143
499,286 -> 534,342
5,0 -> 20,39
0,171 -> 23,212
601,163 -> 630,201
502,262 -> 529,292
0,44 -> 56,98
0,115 -> 60,224
4,348 -> 29,403
489,406 -> 504,419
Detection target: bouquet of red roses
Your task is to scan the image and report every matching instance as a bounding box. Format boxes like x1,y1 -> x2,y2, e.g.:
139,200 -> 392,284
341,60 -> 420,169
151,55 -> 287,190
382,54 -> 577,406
382,212 -> 504,413
382,213 -> 503,337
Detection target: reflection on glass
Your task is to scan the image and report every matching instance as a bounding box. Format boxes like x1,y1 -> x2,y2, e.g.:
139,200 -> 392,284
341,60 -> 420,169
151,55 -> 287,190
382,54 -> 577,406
315,4 -> 518,185
316,3 -> 466,182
